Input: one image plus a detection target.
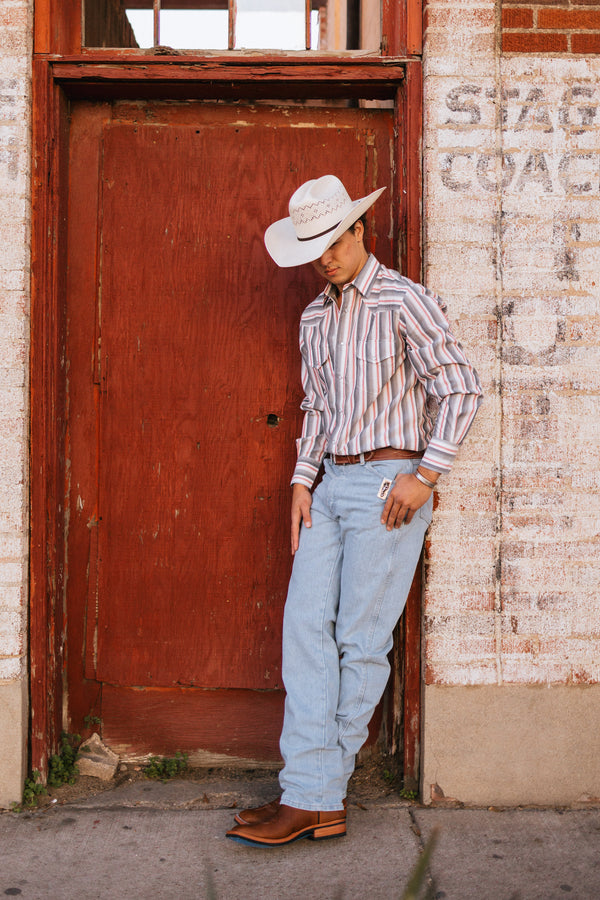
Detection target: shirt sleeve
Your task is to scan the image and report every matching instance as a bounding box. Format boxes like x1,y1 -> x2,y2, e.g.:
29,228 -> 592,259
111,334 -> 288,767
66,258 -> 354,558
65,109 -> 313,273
291,338 -> 328,488
399,281 -> 483,474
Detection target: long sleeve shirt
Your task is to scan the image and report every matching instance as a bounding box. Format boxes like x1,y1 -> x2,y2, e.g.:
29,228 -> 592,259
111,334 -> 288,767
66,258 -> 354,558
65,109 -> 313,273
292,255 -> 483,488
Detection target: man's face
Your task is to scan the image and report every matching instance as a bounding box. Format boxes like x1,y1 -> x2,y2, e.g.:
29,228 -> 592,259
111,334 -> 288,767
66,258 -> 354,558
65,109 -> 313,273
311,221 -> 368,288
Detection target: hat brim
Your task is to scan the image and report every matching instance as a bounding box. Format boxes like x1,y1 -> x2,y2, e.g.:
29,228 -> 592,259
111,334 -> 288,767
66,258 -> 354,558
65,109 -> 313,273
264,186 -> 386,268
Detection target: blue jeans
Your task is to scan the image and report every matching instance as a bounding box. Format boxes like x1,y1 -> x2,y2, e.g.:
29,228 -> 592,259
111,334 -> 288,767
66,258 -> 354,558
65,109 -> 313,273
279,457 -> 432,812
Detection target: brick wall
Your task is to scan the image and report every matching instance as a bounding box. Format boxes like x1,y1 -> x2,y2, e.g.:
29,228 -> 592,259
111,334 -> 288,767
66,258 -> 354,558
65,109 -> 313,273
423,0 -> 600,688
0,0 -> 30,679
0,0 -> 31,806
503,1 -> 600,54
423,0 -> 502,687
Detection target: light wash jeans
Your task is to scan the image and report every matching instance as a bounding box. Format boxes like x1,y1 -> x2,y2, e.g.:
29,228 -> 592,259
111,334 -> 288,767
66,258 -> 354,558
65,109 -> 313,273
279,457 -> 432,812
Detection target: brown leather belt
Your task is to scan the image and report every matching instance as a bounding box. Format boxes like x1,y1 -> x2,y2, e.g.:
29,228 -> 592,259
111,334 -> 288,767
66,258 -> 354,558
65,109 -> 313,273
327,447 -> 423,466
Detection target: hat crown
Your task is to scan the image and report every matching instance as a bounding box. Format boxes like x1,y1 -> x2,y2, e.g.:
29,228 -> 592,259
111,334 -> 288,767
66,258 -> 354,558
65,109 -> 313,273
288,175 -> 353,240
264,174 -> 385,268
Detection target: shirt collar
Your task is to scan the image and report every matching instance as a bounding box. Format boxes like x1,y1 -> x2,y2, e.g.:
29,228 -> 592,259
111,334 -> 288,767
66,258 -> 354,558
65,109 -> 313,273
321,254 -> 381,306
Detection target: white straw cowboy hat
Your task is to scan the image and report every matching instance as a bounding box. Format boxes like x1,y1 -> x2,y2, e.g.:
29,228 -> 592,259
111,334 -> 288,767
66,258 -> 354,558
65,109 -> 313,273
264,175 -> 386,268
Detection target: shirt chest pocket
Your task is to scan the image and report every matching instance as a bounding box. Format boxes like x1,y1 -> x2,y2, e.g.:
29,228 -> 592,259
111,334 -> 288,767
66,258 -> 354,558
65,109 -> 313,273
356,335 -> 397,397
303,339 -> 331,392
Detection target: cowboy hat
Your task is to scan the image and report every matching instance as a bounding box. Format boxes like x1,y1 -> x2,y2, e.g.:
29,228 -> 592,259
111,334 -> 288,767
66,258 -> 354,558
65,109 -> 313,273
264,174 -> 386,268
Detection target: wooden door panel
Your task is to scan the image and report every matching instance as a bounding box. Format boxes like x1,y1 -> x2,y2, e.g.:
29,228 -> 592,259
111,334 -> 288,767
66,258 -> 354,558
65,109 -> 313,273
67,101 -> 395,756
94,122 -> 302,689
102,685 -> 284,760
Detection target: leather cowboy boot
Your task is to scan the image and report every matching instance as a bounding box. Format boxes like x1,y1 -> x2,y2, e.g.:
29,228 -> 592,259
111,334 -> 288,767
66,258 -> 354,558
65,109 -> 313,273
227,804 -> 347,847
234,795 -> 347,826
234,797 -> 281,826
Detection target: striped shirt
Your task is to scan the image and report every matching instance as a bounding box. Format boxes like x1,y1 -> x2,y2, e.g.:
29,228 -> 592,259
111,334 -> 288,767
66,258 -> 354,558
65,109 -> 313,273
292,255 -> 483,488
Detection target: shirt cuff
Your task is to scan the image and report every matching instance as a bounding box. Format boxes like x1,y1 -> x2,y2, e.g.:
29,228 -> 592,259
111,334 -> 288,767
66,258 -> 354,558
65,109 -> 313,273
420,437 -> 460,474
291,458 -> 321,488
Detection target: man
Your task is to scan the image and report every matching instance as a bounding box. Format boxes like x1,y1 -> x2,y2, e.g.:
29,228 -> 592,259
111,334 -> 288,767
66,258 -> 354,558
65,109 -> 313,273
226,175 -> 482,848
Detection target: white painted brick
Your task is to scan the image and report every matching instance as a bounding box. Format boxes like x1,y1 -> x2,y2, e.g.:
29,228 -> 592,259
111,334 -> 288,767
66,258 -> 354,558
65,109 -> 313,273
0,127 -> 28,193
572,470 -> 600,491
0,79 -> 28,125
0,455 -> 25,487
424,188 -> 498,224
500,659 -> 574,685
503,55 -> 600,83
434,455 -> 495,484
0,581 -> 23,608
424,559 -> 496,594
425,662 -> 498,686
0,195 -> 31,226
0,605 -> 23,656
0,532 -> 23,559
0,332 -> 27,372
426,265 -> 498,297
427,128 -> 500,152
431,293 -> 498,321
0,219 -> 30,271
501,269 -> 573,296
0,560 -> 26,585
425,219 -> 496,246
0,636 -> 21,657
0,62 -> 30,102
425,31 -> 495,64
0,485 -> 27,532
0,656 -> 23,681
0,366 -> 26,389
425,56 -> 498,80
503,295 -> 597,317
0,415 -> 27,445
0,20 -> 31,59
426,244 -> 497,285
424,593 -> 495,618
0,385 -> 26,419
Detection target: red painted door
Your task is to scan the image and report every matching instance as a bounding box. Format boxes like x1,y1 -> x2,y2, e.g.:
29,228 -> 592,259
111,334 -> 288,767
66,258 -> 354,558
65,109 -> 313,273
65,100 -> 396,760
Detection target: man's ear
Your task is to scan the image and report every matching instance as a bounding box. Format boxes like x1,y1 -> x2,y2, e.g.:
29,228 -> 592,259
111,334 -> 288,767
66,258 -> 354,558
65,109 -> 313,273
353,219 -> 365,242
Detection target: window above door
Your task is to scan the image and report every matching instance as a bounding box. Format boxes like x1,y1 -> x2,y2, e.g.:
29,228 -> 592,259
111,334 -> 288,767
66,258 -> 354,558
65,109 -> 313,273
35,0 -> 421,58
83,0 -> 380,52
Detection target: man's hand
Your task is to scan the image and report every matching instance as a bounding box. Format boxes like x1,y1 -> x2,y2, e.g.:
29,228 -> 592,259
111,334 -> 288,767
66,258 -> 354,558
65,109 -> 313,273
381,472 -> 435,530
291,483 -> 312,555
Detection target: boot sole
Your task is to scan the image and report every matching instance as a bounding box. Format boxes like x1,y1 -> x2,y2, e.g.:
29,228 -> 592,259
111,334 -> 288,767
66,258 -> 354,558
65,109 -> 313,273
226,820 -> 347,848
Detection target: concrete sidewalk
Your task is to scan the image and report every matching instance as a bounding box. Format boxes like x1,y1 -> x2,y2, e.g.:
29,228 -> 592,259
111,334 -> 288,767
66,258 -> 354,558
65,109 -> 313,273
1,778 -> 599,899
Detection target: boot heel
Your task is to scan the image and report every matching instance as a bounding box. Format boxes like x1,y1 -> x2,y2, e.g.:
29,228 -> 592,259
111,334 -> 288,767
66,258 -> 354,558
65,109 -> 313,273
310,821 -> 347,840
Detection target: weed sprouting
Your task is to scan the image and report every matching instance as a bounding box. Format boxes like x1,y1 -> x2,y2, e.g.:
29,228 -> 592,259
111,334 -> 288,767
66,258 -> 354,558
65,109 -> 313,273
47,732 -> 81,788
143,751 -> 189,782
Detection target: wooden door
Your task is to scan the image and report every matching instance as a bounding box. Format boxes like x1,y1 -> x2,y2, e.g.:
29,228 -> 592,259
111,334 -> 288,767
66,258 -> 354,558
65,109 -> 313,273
65,100 -> 395,760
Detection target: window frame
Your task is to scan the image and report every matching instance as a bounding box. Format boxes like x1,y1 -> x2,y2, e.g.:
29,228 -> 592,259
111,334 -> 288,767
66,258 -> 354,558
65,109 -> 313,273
121,0 -> 317,52
35,0 -> 422,57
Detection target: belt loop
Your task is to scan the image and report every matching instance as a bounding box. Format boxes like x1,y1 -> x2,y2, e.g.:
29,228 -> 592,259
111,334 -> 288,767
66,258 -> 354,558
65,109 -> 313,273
359,453 -> 365,465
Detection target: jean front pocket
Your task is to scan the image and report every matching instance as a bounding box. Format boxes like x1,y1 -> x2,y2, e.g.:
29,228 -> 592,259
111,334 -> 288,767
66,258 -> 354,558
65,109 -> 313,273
364,458 -> 414,486
417,493 -> 434,527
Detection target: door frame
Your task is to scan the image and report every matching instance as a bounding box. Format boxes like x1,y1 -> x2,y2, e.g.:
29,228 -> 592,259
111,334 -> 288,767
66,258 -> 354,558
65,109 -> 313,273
31,7 -> 423,789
